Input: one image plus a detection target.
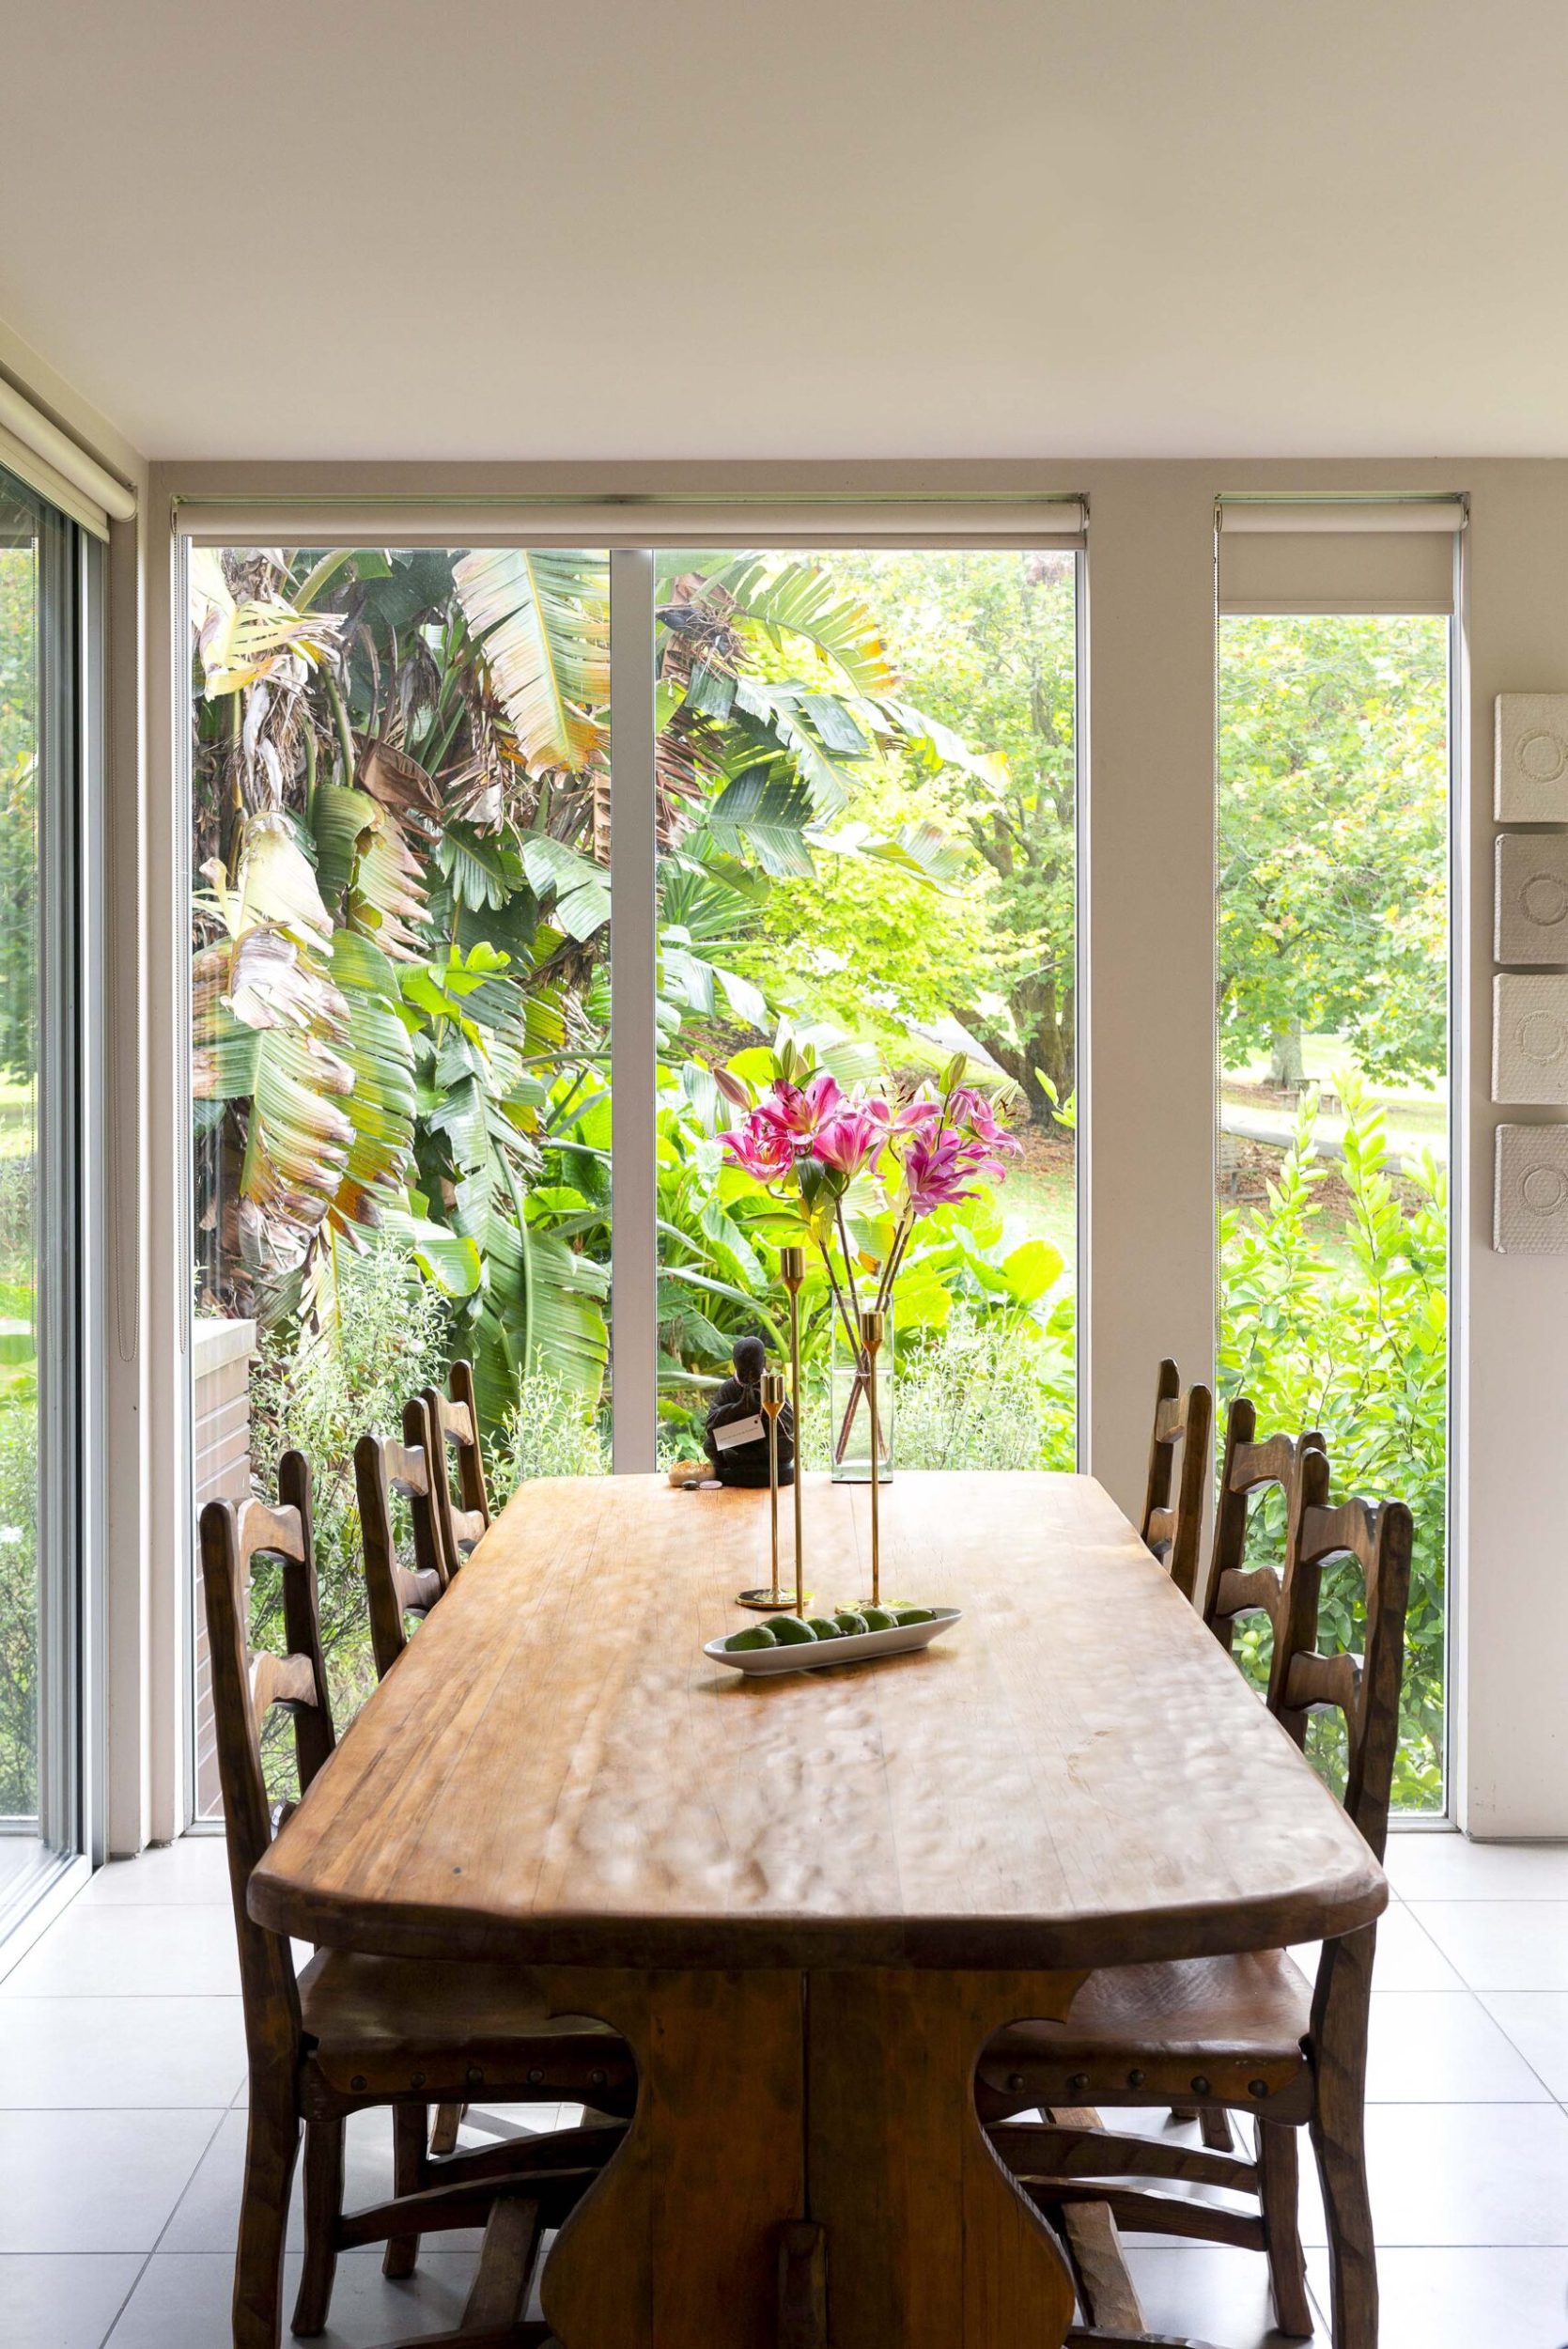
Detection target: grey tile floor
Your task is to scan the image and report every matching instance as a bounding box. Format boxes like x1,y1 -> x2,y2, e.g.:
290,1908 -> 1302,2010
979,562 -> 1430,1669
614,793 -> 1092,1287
0,1829 -> 1564,2345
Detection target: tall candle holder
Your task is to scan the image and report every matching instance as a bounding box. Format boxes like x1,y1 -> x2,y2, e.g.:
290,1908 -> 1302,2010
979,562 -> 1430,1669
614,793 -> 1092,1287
780,1245 -> 806,1616
859,1306 -> 885,1607
737,1369 -> 791,1611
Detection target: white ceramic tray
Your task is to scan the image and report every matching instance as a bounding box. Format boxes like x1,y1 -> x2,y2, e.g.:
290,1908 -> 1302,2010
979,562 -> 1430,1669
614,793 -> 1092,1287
706,1607 -> 962,1676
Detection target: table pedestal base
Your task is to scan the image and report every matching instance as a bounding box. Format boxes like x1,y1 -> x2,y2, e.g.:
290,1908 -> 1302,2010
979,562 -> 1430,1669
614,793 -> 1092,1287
536,1965 -> 1084,2349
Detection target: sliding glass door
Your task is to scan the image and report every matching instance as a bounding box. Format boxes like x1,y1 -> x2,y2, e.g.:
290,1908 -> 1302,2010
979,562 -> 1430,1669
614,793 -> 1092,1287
0,469 -> 93,1933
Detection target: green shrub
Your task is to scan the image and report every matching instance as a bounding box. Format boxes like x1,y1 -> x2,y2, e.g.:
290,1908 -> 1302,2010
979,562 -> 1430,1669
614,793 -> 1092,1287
490,1363 -> 609,1498
1219,1079 -> 1447,1811
0,1395 -> 37,1814
245,1241 -> 449,1775
893,1310 -> 1074,1472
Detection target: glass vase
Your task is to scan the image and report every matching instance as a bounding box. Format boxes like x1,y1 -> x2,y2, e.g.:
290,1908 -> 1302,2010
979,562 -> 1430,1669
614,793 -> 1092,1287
829,1301 -> 893,1484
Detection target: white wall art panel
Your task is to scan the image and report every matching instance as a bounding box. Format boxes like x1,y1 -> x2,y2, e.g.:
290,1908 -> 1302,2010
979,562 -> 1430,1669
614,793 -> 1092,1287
1495,692 -> 1568,819
1496,832 -> 1568,964
1494,973 -> 1568,1102
1495,1125 -> 1568,1252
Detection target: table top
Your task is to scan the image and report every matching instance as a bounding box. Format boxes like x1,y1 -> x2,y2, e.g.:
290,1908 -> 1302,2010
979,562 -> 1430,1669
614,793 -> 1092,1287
249,1470 -> 1387,1970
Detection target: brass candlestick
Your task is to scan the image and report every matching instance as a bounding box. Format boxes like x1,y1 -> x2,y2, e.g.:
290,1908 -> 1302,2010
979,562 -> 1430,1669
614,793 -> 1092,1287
737,1367 -> 792,1610
859,1306 -> 885,1606
780,1245 -> 806,1616
761,1370 -> 786,1606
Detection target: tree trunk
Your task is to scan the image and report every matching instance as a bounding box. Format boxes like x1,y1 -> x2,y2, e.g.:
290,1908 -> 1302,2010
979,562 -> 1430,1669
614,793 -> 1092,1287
1268,1018 -> 1305,1091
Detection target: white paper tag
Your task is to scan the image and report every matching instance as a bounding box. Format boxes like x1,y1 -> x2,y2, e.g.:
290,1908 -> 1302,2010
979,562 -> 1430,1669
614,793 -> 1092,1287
713,1412 -> 766,1451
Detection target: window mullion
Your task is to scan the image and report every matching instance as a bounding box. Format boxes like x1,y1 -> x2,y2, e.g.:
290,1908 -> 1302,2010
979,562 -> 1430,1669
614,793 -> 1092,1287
609,549 -> 660,1471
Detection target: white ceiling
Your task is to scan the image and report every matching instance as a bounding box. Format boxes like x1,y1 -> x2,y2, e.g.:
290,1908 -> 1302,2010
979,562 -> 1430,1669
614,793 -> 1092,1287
3,0 -> 1566,461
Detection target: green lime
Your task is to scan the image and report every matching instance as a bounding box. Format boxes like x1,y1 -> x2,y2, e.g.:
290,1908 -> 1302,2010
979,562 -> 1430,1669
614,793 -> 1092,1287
806,1616 -> 843,1641
725,1626 -> 778,1652
892,1605 -> 935,1625
861,1606 -> 896,1630
768,1616 -> 817,1645
833,1610 -> 868,1637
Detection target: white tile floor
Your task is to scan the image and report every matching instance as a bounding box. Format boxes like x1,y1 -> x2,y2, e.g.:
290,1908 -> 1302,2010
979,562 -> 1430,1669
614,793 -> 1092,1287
0,1831 -> 1565,2346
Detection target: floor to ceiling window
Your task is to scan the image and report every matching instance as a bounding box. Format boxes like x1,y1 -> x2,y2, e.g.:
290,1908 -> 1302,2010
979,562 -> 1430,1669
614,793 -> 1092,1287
187,546 -> 613,1804
1216,502 -> 1456,1812
186,534 -> 1079,1796
652,547 -> 1079,1472
0,468 -> 94,1930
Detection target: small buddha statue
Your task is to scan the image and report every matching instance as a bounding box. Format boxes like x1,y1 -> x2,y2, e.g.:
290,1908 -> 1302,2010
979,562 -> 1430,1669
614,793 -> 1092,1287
703,1334 -> 796,1487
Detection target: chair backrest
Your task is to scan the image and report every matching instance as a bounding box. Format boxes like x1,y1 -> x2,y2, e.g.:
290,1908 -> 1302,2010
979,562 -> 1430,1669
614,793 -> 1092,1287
1273,1446 -> 1414,1864
198,1450 -> 335,2071
1203,1393 -> 1327,1657
354,1422 -> 447,1680
421,1361 -> 491,1579
1140,1358 -> 1214,1604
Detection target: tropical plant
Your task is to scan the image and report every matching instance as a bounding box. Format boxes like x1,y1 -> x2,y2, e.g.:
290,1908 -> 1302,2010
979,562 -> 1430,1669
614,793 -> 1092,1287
1218,1078 -> 1447,1809
191,544 -> 995,1452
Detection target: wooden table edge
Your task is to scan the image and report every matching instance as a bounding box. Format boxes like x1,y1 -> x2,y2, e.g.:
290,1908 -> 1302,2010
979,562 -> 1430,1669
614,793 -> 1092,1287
247,1865 -> 1389,1971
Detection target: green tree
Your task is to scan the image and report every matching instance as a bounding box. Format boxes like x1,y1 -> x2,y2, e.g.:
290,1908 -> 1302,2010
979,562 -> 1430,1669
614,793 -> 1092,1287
1218,614 -> 1449,1086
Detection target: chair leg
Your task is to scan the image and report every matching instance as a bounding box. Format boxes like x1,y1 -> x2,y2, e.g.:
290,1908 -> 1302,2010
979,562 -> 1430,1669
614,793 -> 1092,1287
429,2100 -> 464,2156
291,2118 -> 344,2338
1197,2106 -> 1234,2153
382,2105 -> 428,2280
233,2070 -> 302,2349
1257,2121 -> 1313,2338
1309,1923 -> 1379,2349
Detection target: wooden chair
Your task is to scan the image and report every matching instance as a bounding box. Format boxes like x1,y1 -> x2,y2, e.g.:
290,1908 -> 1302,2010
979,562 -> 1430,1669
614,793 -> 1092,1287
980,1450 -> 1413,2348
1203,1394 -> 1327,1741
1140,1359 -> 1214,1604
422,1361 -> 491,1584
201,1454 -> 636,2348
354,1422 -> 446,1683
354,1419 -> 477,2197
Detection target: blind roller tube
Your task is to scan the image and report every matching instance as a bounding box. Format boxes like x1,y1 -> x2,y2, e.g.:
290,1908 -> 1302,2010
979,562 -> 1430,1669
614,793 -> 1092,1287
0,377 -> 135,539
177,497 -> 1087,549
1219,500 -> 1463,535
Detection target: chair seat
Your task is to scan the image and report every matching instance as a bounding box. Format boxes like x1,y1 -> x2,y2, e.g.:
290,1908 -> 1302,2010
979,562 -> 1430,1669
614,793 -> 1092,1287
299,1950 -> 637,2108
980,1949 -> 1312,2111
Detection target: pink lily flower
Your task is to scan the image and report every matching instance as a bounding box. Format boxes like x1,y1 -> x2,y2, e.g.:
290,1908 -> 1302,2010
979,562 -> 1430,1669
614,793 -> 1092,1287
754,1070 -> 844,1154
814,1103 -> 886,1180
948,1084 -> 1022,1157
721,1111 -> 795,1182
903,1128 -> 982,1218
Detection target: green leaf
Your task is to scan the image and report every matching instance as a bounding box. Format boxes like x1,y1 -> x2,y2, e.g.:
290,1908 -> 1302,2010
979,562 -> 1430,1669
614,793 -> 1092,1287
453,549 -> 611,772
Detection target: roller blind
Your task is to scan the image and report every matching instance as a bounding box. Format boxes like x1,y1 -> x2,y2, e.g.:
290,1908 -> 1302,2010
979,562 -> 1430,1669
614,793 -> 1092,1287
176,494 -> 1087,550
1217,497 -> 1463,616
0,375 -> 136,541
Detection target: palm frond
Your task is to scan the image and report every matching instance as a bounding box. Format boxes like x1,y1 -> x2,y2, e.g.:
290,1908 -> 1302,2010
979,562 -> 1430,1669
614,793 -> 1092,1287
453,550 -> 610,773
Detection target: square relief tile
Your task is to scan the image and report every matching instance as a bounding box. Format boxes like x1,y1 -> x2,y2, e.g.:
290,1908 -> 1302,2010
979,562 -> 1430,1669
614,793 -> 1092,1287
1496,693 -> 1568,819
1495,1126 -> 1568,1252
1493,976 -> 1568,1103
1497,832 -> 1568,962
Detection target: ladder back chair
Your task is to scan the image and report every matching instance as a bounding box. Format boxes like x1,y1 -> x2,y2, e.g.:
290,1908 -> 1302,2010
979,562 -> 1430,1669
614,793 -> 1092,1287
980,1450 -> 1414,2349
422,1361 -> 491,1583
201,1454 -> 635,2349
354,1418 -> 480,2206
354,1422 -> 445,1683
1204,1395 -> 1327,1735
1140,1358 -> 1214,1604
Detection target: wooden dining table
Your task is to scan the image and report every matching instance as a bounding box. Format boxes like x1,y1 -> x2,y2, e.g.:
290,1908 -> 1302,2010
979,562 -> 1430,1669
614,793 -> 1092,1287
249,1470 -> 1387,2349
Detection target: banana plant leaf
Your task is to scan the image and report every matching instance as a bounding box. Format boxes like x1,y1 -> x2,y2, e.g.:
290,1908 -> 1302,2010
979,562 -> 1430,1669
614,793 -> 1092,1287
453,549 -> 611,774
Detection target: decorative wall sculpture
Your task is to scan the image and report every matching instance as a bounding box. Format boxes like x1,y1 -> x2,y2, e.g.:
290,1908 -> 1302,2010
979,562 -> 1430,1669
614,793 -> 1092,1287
1496,833 -> 1568,965
1494,973 -> 1568,1104
1496,693 -> 1568,821
1495,1124 -> 1568,1253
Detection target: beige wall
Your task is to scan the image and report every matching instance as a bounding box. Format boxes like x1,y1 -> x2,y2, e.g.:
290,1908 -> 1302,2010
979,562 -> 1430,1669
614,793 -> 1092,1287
111,456 -> 1568,1842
